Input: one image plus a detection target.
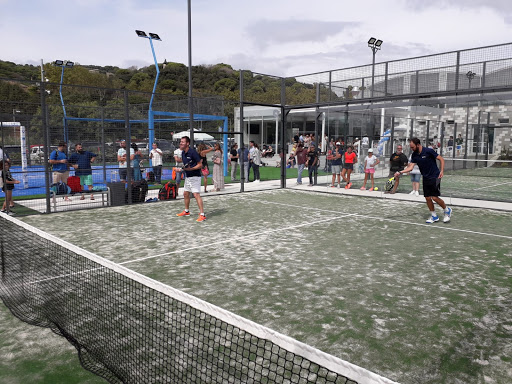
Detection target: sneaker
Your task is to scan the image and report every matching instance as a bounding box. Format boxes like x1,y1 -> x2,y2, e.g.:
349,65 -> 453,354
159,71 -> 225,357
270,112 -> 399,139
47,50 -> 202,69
443,208 -> 452,223
176,210 -> 191,217
0,210 -> 6,214
347,182 -> 352,189
360,186 -> 366,190
196,214 -> 206,222
344,184 -> 349,189
409,191 -> 415,195
308,184 -> 313,187
415,191 -> 420,196
425,215 -> 440,224
337,184 -> 341,188
330,184 -> 335,188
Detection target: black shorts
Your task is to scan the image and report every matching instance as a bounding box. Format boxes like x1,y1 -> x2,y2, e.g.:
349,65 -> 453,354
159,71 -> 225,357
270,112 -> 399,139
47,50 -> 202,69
343,163 -> 354,170
423,177 -> 441,197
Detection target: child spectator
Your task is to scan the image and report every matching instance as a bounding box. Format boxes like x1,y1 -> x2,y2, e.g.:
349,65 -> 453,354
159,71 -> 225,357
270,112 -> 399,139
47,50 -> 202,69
360,149 -> 380,191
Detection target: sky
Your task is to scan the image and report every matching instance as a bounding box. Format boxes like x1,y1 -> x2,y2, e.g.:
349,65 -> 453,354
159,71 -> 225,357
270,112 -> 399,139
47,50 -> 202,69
2,0 -> 512,77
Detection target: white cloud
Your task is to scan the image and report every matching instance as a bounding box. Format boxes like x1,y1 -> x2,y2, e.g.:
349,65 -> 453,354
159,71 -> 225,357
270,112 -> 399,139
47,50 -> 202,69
2,0 -> 512,77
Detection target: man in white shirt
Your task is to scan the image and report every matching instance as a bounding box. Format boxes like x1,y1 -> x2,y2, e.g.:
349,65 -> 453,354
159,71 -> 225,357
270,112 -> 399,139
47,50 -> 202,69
117,140 -> 135,183
173,147 -> 184,194
149,142 -> 163,184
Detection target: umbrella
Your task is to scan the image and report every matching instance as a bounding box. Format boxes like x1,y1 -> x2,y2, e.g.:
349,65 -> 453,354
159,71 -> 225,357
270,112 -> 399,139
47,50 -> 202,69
173,129 -> 214,141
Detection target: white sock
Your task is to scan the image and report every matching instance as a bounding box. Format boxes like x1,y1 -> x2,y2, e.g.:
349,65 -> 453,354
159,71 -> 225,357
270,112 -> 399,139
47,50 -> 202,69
185,209 -> 189,213
445,207 -> 450,213
430,211 -> 437,217
200,212 -> 205,216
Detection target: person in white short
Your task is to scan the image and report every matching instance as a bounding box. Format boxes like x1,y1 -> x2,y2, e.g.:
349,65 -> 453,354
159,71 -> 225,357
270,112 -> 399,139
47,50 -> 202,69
176,136 -> 206,222
408,153 -> 421,196
360,148 -> 380,191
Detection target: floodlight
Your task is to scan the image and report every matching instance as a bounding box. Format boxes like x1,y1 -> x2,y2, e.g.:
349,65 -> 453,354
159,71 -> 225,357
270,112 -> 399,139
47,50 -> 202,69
368,37 -> 376,46
375,39 -> 383,48
466,71 -> 476,80
65,61 -> 74,67
136,30 -> 147,37
149,33 -> 161,40
54,60 -> 64,66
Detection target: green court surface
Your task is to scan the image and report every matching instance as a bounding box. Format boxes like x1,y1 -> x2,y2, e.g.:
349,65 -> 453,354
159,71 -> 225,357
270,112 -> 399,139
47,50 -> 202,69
3,189 -> 512,383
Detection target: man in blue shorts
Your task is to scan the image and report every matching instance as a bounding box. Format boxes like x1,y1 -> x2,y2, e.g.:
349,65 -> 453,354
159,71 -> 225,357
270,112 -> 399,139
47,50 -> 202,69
69,143 -> 97,200
176,136 -> 206,222
395,137 -> 452,223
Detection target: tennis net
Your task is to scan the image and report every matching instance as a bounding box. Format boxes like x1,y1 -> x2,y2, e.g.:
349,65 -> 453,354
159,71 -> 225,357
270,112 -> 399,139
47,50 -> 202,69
0,215 -> 397,384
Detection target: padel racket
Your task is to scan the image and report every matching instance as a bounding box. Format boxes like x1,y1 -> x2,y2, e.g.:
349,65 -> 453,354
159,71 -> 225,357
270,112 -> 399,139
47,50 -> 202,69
385,177 -> 396,192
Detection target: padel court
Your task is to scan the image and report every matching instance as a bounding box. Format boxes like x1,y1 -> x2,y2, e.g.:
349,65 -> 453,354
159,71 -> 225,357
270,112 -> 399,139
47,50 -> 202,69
1,189 -> 508,384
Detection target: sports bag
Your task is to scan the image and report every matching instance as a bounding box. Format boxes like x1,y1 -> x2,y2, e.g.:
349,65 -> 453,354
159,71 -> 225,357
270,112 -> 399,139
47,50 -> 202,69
67,175 -> 82,193
158,182 -> 177,201
50,182 -> 70,195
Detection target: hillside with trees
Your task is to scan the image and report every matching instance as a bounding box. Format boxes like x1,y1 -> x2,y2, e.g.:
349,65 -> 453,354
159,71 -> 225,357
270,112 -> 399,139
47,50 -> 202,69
0,59 -> 335,112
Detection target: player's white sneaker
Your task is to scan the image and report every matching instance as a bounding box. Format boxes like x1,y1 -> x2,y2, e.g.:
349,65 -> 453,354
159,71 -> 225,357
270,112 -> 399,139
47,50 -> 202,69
443,208 -> 452,223
415,191 -> 419,196
426,215 -> 439,224
409,190 -> 415,195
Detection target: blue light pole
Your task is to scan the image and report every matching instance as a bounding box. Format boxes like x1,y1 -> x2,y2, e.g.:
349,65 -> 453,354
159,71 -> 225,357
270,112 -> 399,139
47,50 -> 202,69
53,60 -> 74,143
135,30 -> 161,153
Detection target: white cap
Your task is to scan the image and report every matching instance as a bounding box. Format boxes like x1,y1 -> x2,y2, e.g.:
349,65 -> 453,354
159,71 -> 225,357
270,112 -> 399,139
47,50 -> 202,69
336,142 -> 341,145
368,148 -> 373,152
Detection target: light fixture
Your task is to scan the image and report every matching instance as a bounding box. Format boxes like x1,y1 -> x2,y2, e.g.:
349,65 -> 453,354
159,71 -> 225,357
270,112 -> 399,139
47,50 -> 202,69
149,33 -> 161,40
135,30 -> 147,37
368,37 -> 384,98
65,61 -> 74,67
54,60 -> 64,66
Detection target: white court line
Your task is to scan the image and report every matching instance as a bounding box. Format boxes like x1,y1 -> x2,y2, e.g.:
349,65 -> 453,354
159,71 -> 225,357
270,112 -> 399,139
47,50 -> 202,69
120,213 -> 359,265
473,181 -> 512,191
240,195 -> 512,240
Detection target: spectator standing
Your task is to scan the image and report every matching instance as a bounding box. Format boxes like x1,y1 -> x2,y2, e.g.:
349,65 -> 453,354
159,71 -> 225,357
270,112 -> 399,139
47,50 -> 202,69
117,140 -> 134,183
360,148 -> 380,191
131,143 -> 142,182
197,143 -> 213,193
238,145 -> 250,183
229,143 -> 239,181
295,143 -> 307,185
446,136 -> 454,157
176,136 -> 206,222
173,146 -> 184,195
408,153 -> 421,196
49,141 -> 71,202
388,145 -> 408,193
69,143 -> 96,200
341,145 -> 357,189
456,134 -> 463,156
1,160 -> 20,215
250,142 -> 262,182
329,142 -> 344,188
306,143 -> 319,187
149,142 -> 163,184
211,143 -> 224,191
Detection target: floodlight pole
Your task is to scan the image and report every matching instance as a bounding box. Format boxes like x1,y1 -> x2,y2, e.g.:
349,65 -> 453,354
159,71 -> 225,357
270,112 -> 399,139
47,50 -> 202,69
371,47 -> 377,98
137,33 -> 161,154
368,38 -> 382,99
188,0 -> 194,144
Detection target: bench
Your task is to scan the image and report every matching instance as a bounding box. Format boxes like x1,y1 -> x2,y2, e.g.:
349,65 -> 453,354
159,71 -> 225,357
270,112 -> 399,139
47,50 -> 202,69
50,188 -> 111,212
